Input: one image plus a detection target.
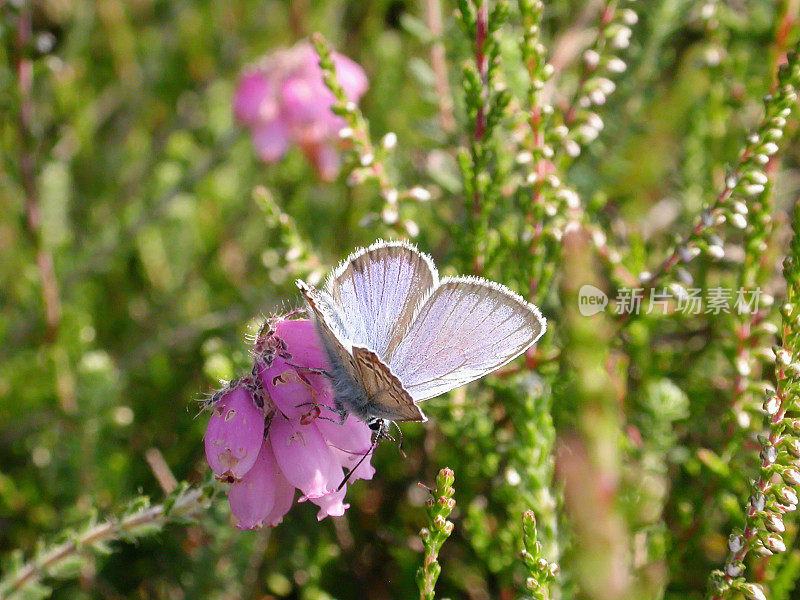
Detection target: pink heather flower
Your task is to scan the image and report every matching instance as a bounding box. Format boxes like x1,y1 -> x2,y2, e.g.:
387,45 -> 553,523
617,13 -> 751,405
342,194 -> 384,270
204,385 -> 264,481
233,41 -> 368,180
203,316 -> 374,529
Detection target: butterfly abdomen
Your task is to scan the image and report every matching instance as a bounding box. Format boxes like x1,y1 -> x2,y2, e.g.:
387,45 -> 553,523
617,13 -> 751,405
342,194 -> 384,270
316,328 -> 374,422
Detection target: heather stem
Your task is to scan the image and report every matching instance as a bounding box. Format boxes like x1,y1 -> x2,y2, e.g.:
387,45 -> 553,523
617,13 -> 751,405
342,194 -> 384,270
14,5 -> 75,414
416,468 -> 456,600
425,0 -> 456,133
0,483 -> 215,600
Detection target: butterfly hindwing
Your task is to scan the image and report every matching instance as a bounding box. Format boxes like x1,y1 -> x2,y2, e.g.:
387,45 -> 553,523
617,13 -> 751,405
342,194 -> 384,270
386,277 -> 546,402
351,346 -> 425,422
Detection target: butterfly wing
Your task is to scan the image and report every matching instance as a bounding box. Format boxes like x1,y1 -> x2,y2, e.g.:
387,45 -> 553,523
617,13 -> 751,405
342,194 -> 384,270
351,346 -> 425,421
325,240 -> 438,357
296,280 -> 362,392
386,276 -> 546,402
297,280 -> 425,422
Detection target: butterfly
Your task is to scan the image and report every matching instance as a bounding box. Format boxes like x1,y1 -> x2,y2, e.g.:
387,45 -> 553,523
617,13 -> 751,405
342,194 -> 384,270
296,240 -> 546,436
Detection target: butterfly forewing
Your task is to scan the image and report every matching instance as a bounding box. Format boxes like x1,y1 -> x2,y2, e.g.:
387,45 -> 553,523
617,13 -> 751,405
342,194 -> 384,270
296,280 -> 361,381
351,346 -> 425,421
386,277 -> 546,402
326,241 -> 438,357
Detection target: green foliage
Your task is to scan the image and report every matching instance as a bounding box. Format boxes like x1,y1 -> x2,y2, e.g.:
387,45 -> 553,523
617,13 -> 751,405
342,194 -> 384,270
3,1 -> 800,599
416,468 -> 456,600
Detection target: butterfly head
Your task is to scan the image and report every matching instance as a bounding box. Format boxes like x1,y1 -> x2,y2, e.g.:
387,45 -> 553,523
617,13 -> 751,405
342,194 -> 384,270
367,416 -> 392,442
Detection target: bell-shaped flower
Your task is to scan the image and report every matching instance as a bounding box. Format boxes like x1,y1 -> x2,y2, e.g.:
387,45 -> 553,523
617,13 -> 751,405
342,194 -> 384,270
204,385 -> 265,481
204,315 -> 376,528
233,41 -> 368,180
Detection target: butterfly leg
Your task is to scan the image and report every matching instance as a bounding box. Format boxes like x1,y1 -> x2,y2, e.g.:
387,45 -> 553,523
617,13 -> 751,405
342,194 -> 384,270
293,401 -> 349,425
285,363 -> 330,377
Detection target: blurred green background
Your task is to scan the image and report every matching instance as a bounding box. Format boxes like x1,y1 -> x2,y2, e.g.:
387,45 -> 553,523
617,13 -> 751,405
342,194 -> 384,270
2,1 -> 800,599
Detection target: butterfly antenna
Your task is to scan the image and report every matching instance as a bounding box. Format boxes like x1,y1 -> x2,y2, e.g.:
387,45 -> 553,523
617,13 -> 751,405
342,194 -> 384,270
336,439 -> 377,492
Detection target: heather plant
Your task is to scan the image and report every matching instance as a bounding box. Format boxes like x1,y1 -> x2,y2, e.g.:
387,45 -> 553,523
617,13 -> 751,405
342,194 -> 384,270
2,2 -> 800,600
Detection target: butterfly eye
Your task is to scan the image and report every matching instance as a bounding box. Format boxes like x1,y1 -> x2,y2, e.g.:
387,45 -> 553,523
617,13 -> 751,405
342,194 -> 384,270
367,418 -> 384,431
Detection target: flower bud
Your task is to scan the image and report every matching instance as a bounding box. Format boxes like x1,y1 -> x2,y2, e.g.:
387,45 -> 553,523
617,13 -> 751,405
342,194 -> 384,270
730,213 -> 747,229
409,186 -> 431,201
775,486 -> 799,506
764,513 -> 786,533
747,171 -> 769,185
679,246 -> 701,262
383,188 -> 398,204
583,49 -> 600,69
564,139 -> 581,157
753,543 -> 774,556
763,395 -> 781,416
589,89 -> 607,105
764,534 -> 786,553
761,142 -> 779,156
725,562 -> 743,577
732,200 -> 748,214
764,128 -> 783,142
606,58 -> 626,73
728,533 -> 744,552
740,582 -> 767,600
761,443 -> 778,464
621,9 -> 638,25
742,183 -> 765,196
776,348 -> 792,366
595,78 -> 616,95
707,245 -> 725,260
382,132 -> 397,150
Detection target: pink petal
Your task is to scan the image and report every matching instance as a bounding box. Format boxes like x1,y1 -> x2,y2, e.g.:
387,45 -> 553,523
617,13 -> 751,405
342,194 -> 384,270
304,142 -> 341,181
269,418 -> 340,499
257,319 -> 336,420
274,319 -> 329,371
263,467 -> 296,527
315,415 -> 376,482
234,71 -> 276,125
229,442 -> 277,529
308,486 -> 350,520
332,53 -> 368,101
204,386 -> 265,481
261,362 -> 314,420
281,77 -> 333,125
251,119 -> 290,162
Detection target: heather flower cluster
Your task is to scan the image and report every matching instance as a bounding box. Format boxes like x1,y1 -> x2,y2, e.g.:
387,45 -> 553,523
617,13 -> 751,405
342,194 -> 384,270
204,317 -> 374,529
234,41 -> 368,180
